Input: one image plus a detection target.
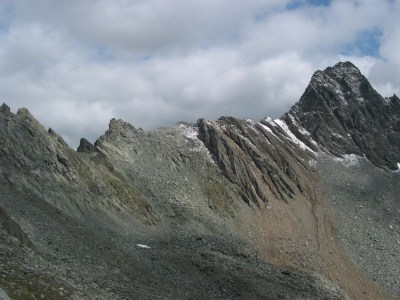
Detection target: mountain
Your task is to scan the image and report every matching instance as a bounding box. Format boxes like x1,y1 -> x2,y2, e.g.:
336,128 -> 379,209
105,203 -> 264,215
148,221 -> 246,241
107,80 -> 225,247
284,62 -> 400,170
0,62 -> 399,299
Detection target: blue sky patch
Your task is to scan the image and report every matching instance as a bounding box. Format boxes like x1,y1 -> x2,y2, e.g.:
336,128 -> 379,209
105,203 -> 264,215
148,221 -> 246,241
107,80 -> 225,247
341,28 -> 382,58
0,2 -> 14,33
287,0 -> 331,10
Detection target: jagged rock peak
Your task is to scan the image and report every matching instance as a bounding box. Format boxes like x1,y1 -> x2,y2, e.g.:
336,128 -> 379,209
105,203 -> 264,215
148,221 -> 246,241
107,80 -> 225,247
17,107 -> 34,117
319,61 -> 359,74
390,93 -> 399,102
287,61 -> 400,170
48,128 -> 69,147
105,118 -> 141,136
0,104 -> 41,123
308,61 -> 377,105
109,117 -> 131,129
77,138 -> 96,153
107,118 -> 144,133
312,61 -> 361,78
94,118 -> 144,146
0,103 -> 11,114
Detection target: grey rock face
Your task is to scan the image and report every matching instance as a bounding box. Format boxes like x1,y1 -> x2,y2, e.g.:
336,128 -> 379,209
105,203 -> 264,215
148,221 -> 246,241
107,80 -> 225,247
0,103 -> 10,114
0,207 -> 33,248
197,116 -> 316,206
286,61 -> 400,170
77,138 -> 96,153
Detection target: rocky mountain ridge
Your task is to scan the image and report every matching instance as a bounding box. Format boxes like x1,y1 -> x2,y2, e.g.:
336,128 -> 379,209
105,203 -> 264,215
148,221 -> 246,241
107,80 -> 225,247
0,62 -> 399,299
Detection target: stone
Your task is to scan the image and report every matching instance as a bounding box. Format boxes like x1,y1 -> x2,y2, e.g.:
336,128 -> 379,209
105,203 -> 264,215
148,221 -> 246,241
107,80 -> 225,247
77,138 -> 96,153
0,103 -> 10,114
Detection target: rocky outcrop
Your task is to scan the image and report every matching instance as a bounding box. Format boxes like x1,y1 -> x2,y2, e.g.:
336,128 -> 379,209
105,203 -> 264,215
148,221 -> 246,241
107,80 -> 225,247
197,116 -> 316,206
77,138 -> 96,153
285,61 -> 400,170
0,206 -> 33,248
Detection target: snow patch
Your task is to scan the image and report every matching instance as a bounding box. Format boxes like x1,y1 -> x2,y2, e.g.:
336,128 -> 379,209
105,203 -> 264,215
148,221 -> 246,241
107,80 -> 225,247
246,119 -> 256,125
260,123 -> 274,134
334,154 -> 363,167
179,124 -> 198,140
273,119 -> 316,153
394,163 -> 400,173
331,132 -> 345,139
238,133 -> 257,150
137,244 -> 151,249
308,159 -> 317,168
178,124 -> 216,165
264,117 -> 277,126
287,114 -> 318,147
287,114 -> 309,136
258,123 -> 276,146
245,119 -> 259,134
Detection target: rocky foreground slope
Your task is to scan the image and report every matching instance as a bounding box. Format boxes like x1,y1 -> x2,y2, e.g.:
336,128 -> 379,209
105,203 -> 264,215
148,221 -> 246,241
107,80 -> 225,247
0,62 -> 399,299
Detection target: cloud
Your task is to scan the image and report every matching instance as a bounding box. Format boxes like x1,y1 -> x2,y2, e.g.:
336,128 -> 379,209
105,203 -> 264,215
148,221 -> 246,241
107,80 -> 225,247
0,0 -> 399,148
11,0 -> 291,57
242,0 -> 391,60
367,0 -> 400,96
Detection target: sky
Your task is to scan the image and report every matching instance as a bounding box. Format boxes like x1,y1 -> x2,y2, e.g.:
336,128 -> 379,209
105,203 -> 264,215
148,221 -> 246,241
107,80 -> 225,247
0,0 -> 399,148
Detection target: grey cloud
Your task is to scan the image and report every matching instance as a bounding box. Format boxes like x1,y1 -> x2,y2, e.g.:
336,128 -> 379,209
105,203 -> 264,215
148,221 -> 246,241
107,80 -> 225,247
241,0 -> 391,60
12,0 -> 291,57
369,62 -> 400,96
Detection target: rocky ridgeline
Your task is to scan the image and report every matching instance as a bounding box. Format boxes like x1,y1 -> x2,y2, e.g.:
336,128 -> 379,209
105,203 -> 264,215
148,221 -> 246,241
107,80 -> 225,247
0,104 -> 158,222
0,62 -> 399,299
1,62 -> 396,214
0,103 -> 347,299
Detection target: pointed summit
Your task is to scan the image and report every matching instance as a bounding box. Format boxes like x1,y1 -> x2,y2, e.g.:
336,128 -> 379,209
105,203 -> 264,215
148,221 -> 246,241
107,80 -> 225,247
305,61 -> 379,108
0,103 -> 11,114
285,61 -> 400,170
310,61 -> 361,84
324,61 -> 360,73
